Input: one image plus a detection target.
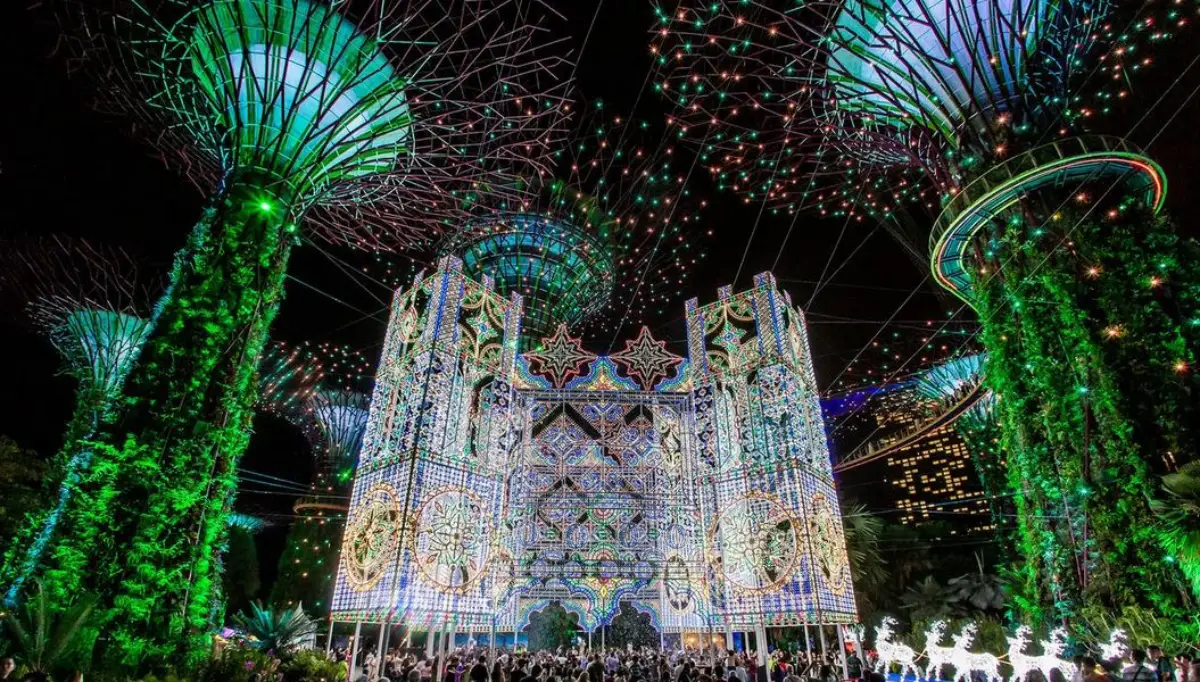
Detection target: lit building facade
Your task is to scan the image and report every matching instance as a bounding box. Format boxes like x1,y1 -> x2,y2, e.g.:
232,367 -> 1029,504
330,257 -> 856,641
828,388 -> 992,535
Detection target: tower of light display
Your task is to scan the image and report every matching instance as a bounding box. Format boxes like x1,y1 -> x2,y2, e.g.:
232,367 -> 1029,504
329,256 -> 854,656
440,105 -> 708,347
656,0 -> 1200,627
34,0 -> 568,668
0,237 -> 158,607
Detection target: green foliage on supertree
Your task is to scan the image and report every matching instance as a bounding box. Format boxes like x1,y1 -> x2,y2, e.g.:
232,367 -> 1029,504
31,191 -> 292,673
974,205 -> 1200,635
0,239 -> 158,608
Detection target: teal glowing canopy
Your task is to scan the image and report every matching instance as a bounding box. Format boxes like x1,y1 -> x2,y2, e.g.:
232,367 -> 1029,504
180,0 -> 412,201
826,0 -> 1052,151
448,213 -> 617,346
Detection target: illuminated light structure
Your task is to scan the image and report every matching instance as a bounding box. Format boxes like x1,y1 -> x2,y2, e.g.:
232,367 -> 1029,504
0,237 -> 158,607
225,513 -> 268,533
274,345 -> 372,618
330,257 -> 853,652
440,106 -> 709,347
42,0 -> 567,667
658,0 -> 1200,626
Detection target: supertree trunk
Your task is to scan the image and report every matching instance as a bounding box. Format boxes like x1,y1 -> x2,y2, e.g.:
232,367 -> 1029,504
270,491 -> 346,620
1,383 -> 119,605
975,208 -> 1200,633
40,173 -> 295,671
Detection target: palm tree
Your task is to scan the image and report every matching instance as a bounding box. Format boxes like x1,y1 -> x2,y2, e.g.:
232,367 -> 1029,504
945,553 -> 1005,615
900,576 -> 952,621
233,601 -> 318,654
842,503 -> 887,612
3,581 -> 97,677
1150,461 -> 1200,598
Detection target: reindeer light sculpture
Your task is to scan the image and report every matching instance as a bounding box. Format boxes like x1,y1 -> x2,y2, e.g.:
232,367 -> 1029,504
924,621 -> 956,681
1007,626 -> 1076,682
875,617 -> 922,680
948,623 -> 1003,682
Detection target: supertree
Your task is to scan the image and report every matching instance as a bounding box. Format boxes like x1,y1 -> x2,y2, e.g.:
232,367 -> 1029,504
655,0 -> 1200,628
36,0 -> 569,669
439,103 -> 710,348
256,340 -> 325,418
0,236 -> 159,607
272,343 -> 371,618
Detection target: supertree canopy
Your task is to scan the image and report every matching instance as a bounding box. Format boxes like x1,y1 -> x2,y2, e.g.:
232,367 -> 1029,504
256,340 -> 325,418
0,237 -> 157,395
440,105 -> 709,346
0,237 -> 159,607
31,0 -> 569,670
656,0 -> 1200,633
654,0 -> 1171,288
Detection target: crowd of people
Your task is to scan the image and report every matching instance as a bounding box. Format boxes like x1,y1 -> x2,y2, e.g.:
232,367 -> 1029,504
321,639 -> 1200,682
325,642 -> 853,682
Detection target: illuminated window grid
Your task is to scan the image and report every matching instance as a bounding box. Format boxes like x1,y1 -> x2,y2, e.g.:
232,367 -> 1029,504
884,424 -> 989,527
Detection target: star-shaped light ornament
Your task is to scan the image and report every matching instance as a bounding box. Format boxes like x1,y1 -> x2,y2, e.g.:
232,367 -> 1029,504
610,326 -> 684,391
524,324 -> 598,388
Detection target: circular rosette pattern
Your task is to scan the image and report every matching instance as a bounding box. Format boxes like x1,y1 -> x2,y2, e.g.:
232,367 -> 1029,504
808,492 -> 852,595
708,492 -> 800,593
413,487 -> 493,592
343,483 -> 403,592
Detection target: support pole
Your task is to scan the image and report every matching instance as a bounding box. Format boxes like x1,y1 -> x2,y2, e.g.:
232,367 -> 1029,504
754,621 -> 768,666
710,621 -> 718,667
818,624 -> 828,658
489,619 -> 497,665
601,624 -> 605,650
837,626 -> 849,681
427,623 -> 439,660
350,620 -> 363,681
325,619 -> 335,656
804,624 -> 812,660
376,621 -> 388,678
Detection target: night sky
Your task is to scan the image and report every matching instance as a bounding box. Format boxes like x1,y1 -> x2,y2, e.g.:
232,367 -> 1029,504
4,0 -> 1200,591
